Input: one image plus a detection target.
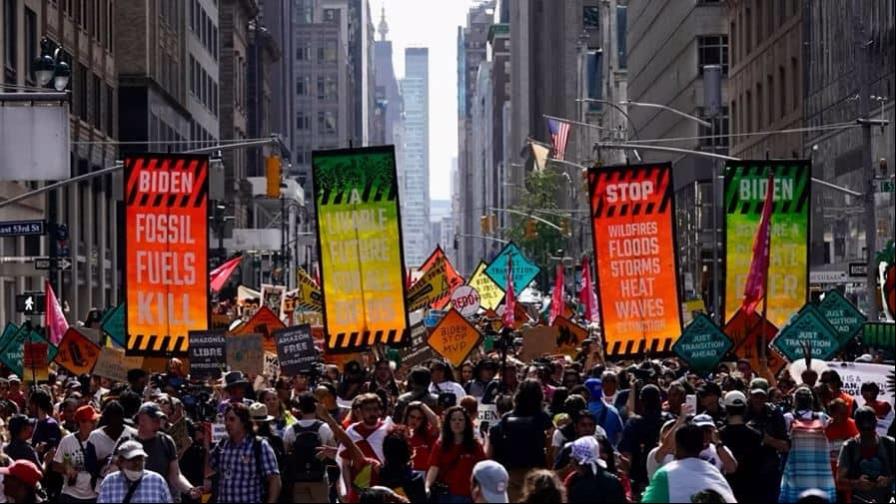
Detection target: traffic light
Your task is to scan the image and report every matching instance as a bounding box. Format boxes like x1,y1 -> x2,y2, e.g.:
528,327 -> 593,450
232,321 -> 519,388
524,219 -> 537,239
266,155 -> 282,198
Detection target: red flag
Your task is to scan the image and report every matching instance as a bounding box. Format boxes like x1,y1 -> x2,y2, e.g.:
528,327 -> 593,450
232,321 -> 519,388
549,264 -> 565,325
44,280 -> 68,345
741,172 -> 775,316
579,258 -> 598,323
503,261 -> 515,328
210,256 -> 243,292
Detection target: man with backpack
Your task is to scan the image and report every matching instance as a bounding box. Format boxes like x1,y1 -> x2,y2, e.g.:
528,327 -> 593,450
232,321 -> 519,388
284,393 -> 335,503
208,403 -> 281,503
837,406 -> 895,504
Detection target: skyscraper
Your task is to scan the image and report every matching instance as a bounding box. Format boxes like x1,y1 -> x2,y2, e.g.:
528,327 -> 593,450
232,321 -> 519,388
401,48 -> 430,267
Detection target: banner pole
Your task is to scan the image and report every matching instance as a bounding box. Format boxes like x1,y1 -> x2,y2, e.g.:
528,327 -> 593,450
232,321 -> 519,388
760,167 -> 774,363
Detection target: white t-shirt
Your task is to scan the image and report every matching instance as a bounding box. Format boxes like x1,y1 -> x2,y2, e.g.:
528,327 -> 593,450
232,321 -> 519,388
87,425 -> 138,480
53,432 -> 97,500
647,444 -> 735,480
429,381 -> 467,403
283,419 -> 336,448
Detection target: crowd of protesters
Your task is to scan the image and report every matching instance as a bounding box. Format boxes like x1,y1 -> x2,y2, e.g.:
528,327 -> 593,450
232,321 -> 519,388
0,315 -> 893,503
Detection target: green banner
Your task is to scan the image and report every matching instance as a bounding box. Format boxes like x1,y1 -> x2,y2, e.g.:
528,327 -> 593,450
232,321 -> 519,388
724,161 -> 810,328
0,326 -> 57,377
312,146 -> 409,352
861,322 -> 895,351
817,290 -> 865,345
673,313 -> 733,372
771,305 -> 841,362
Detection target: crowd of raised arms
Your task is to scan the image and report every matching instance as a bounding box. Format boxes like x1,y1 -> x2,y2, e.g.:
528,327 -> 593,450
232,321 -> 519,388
0,338 -> 893,504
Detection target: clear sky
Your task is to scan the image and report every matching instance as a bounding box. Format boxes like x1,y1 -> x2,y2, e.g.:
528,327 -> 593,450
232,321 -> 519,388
378,0 -> 478,201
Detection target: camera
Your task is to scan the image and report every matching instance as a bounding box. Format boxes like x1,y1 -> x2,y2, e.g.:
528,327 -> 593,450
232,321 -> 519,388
182,386 -> 217,422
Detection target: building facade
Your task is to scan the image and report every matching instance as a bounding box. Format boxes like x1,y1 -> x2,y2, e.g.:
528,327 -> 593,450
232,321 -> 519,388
373,7 -> 401,147
187,0 -> 220,151
1,0 -> 119,321
401,47 -> 430,267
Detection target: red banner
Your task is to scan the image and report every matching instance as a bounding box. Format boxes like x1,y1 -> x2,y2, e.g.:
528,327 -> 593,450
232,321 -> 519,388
587,163 -> 682,357
125,155 -> 209,356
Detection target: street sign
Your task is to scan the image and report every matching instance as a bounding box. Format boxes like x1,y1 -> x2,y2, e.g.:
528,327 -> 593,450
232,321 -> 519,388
771,306 -> 842,362
817,290 -> 865,344
848,263 -> 868,277
33,257 -> 72,271
0,220 -> 46,237
15,292 -> 45,315
810,270 -> 848,284
673,313 -> 733,373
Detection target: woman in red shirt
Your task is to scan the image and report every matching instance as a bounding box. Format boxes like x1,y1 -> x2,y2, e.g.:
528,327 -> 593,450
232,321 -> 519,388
826,398 -> 860,502
403,402 -> 441,472
426,406 -> 485,503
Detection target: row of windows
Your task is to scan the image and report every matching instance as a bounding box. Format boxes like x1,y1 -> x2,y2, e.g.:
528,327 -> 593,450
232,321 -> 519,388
234,51 -> 247,111
149,113 -> 185,152
190,0 -> 219,61
72,63 -> 114,136
731,58 -> 800,135
190,120 -> 217,149
295,75 -> 339,101
731,0 -> 800,66
189,55 -> 219,115
697,35 -> 729,76
54,0 -> 113,51
296,111 -> 338,133
296,41 -> 338,63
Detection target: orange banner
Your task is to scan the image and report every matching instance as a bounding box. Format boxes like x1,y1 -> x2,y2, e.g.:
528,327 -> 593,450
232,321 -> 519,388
588,163 -> 682,357
125,155 -> 209,356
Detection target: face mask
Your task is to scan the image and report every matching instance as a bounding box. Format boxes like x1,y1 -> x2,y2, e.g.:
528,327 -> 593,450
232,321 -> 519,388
123,469 -> 144,482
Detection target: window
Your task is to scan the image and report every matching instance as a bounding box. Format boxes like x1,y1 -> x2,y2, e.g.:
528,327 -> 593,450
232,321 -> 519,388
731,99 -> 737,135
745,6 -> 752,53
583,6 -> 599,28
93,0 -> 100,38
767,74 -> 774,123
756,82 -> 763,127
106,84 -> 114,136
317,76 -> 337,101
296,112 -> 310,130
25,8 -> 37,84
106,1 -> 113,52
78,63 -> 88,121
318,41 -> 337,63
698,106 -> 729,151
697,35 -> 728,75
4,0 -> 17,82
296,76 -> 310,96
779,65 -> 786,118
729,21 -> 736,66
93,74 -> 102,129
617,5 -> 627,68
323,8 -> 339,23
318,111 -> 337,133
296,45 -> 311,61
745,90 -> 752,132
791,57 -> 798,112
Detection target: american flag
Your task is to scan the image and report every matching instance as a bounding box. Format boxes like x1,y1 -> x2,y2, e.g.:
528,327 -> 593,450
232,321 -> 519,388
547,118 -> 571,161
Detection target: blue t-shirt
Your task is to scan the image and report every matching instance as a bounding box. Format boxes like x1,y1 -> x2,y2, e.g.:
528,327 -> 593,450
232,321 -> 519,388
587,401 -> 624,447
31,417 -> 62,448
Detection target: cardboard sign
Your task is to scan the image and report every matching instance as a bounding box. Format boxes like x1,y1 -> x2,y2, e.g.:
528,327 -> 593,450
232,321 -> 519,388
188,330 -> 227,380
817,290 -> 865,344
274,325 -> 318,376
450,286 -> 481,318
394,323 -> 438,373
552,316 -> 587,357
477,403 -> 499,425
23,342 -> 49,382
226,333 -> 264,376
673,314 -> 733,373
93,347 -> 145,382
100,303 -> 126,347
485,243 -> 540,295
234,306 -> 286,355
724,161 -> 810,328
418,246 -> 465,309
587,163 -> 683,358
260,284 -> 286,314
427,309 -> 482,367
54,327 -> 102,375
771,305 -> 842,362
313,146 -> 409,352
125,154 -> 209,356
519,326 -> 561,362
467,261 -> 504,311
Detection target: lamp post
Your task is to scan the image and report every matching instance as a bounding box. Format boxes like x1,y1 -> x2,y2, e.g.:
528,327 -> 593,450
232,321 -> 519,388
30,38 -> 71,300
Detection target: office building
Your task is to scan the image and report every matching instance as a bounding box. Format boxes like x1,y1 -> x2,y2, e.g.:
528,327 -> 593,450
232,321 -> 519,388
401,47 -> 430,267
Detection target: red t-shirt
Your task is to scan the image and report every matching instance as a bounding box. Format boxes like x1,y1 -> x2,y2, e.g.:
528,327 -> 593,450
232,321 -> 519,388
868,399 -> 893,419
409,426 -> 439,471
427,439 -> 485,498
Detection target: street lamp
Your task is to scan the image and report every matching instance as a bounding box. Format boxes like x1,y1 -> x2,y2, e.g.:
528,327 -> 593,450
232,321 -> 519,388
32,38 -> 71,91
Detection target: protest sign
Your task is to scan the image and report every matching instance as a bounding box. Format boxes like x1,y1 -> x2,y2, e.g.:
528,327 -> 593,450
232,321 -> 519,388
274,325 -> 317,376
313,146 -> 409,351
296,269 -> 323,311
519,326 -> 561,362
418,246 -> 465,309
831,361 -> 895,434
587,163 -> 683,358
260,284 -> 286,314
23,342 -> 49,382
54,327 -> 102,375
477,403 -> 500,431
93,347 -> 145,382
125,154 -> 209,356
188,330 -> 227,380
234,306 -> 285,355
450,286 -> 481,318
211,423 -> 227,444
485,243 -> 540,295
428,309 -> 482,367
407,253 -> 451,312
394,323 -> 437,374
724,308 -> 786,374
100,303 -> 126,347
0,326 -> 57,377
467,261 -> 504,311
552,316 -> 588,357
817,290 -> 865,344
724,161 -> 810,328
226,333 -> 264,376
771,306 -> 842,362
673,314 -> 733,372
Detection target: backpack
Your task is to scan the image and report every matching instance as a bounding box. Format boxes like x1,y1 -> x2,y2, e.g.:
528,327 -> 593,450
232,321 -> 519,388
210,436 -> 268,503
291,421 -> 326,482
841,435 -> 895,480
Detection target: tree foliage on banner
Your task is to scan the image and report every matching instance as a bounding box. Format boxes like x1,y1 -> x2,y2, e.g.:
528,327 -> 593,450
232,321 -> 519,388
506,169 -> 566,284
